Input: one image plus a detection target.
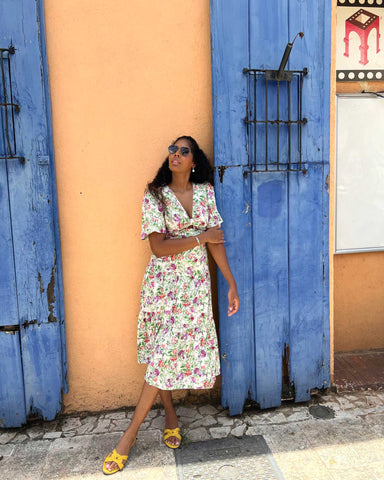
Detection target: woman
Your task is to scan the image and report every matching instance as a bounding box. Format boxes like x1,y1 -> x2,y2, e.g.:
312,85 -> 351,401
103,135 -> 239,475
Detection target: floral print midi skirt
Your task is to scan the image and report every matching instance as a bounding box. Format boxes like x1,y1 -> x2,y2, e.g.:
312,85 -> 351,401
137,183 -> 222,389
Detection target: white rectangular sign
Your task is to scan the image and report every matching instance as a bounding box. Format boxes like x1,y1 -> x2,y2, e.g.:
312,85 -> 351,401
336,94 -> 384,253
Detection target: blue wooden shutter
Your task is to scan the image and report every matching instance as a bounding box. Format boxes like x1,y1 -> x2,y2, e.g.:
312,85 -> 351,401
210,0 -> 331,415
0,0 -> 67,428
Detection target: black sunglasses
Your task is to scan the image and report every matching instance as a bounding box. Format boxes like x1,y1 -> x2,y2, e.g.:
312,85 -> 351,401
168,145 -> 191,156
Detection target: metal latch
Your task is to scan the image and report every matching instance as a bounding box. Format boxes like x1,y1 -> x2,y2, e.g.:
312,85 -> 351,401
0,325 -> 20,334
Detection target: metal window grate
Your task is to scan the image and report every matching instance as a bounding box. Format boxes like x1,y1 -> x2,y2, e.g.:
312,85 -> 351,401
0,46 -> 24,164
243,67 -> 307,174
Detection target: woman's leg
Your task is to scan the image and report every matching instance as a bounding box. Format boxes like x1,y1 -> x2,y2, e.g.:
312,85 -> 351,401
104,381 -> 159,472
159,389 -> 181,447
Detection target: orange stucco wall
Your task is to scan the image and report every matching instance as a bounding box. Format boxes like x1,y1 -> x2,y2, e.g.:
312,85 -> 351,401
43,0 -> 214,413
334,253 -> 384,352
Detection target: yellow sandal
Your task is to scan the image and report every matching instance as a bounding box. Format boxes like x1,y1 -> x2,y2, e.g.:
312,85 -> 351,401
163,427 -> 181,449
102,439 -> 136,475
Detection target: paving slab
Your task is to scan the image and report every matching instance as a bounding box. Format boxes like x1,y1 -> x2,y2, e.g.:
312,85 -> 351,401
0,443 -> 15,456
209,426 -> 231,439
1,440 -> 51,480
42,435 -> 95,479
0,432 -> 17,444
185,426 -> 210,443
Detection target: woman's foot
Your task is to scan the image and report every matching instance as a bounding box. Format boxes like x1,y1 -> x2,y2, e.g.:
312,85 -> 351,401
103,435 -> 136,474
163,427 -> 181,448
163,411 -> 181,448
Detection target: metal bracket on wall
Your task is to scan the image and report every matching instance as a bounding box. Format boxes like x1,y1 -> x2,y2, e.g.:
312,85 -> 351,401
0,46 -> 25,164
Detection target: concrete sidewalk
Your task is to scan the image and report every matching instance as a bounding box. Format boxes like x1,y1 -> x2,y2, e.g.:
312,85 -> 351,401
0,390 -> 383,480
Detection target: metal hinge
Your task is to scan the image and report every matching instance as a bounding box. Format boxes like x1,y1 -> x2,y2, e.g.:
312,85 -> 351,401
214,164 -> 243,182
0,325 -> 20,333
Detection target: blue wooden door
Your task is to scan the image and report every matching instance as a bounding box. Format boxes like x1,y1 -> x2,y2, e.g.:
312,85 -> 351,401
0,0 -> 67,428
210,0 -> 331,415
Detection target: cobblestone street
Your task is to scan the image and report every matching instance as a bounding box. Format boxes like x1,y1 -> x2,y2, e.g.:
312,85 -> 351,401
0,390 -> 383,479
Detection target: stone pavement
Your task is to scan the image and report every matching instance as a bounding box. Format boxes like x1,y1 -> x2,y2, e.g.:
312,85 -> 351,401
0,390 -> 383,480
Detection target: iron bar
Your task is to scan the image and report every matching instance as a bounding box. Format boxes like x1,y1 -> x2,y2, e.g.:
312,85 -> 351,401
1,49 -> 14,155
288,81 -> 291,169
0,103 -> 20,110
265,78 -> 268,172
244,119 -> 305,125
0,46 -> 24,164
7,46 -> 18,154
243,68 -> 305,75
254,74 -> 257,170
244,120 -> 306,127
277,80 -> 280,171
299,73 -> 303,171
245,100 -> 251,167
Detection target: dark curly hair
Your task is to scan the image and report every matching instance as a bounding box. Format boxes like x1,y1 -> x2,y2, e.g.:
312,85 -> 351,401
147,135 -> 213,208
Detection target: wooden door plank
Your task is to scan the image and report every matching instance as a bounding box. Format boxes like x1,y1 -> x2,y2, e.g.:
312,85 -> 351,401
287,0 -> 332,166
249,0 -> 289,69
210,0 -> 249,167
319,0 -> 332,398
0,164 -> 19,326
251,173 -> 289,409
214,168 -> 254,416
287,0 -> 331,401
20,323 -> 63,420
210,0 -> 254,414
248,0 -> 289,409
0,332 -> 26,427
36,0 -> 68,394
4,0 -> 57,325
288,166 -> 329,401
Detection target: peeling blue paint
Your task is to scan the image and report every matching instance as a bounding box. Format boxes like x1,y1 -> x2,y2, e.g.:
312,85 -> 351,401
0,0 -> 66,428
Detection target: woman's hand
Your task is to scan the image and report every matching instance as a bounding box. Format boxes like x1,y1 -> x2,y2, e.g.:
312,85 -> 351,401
228,286 -> 239,316
202,226 -> 225,244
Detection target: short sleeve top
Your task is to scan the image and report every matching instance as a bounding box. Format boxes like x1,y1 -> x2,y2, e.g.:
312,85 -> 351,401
141,182 -> 223,240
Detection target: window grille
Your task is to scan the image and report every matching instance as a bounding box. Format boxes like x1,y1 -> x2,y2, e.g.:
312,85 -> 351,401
243,67 -> 307,174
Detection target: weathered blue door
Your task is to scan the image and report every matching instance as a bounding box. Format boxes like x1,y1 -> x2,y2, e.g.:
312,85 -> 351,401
0,0 -> 67,427
210,0 -> 331,415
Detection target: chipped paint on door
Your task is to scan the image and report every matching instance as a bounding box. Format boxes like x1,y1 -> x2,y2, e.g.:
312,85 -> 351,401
0,0 -> 67,428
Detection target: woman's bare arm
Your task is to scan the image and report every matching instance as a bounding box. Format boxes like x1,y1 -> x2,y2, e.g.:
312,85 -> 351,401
148,226 -> 224,257
207,243 -> 240,316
